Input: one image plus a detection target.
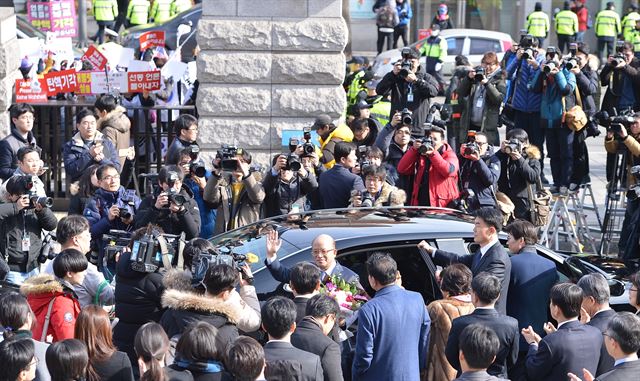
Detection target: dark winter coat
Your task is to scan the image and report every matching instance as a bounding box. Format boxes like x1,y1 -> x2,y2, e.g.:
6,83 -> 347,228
263,170 -> 318,217
0,128 -> 38,180
352,118 -> 381,148
84,186 -> 141,242
0,203 -> 57,272
374,122 -> 413,197
600,57 -> 640,114
459,149 -> 501,211
458,69 -> 506,145
62,131 -> 121,183
496,146 -> 542,220
165,138 -> 196,166
97,105 -> 131,168
506,56 -> 544,113
135,186 -> 201,239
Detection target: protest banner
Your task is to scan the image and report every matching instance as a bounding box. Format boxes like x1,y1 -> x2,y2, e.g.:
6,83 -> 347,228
127,71 -> 162,93
139,31 -> 165,51
43,69 -> 78,95
75,71 -> 93,95
91,71 -> 128,94
27,0 -> 77,38
15,78 -> 48,103
82,45 -> 108,70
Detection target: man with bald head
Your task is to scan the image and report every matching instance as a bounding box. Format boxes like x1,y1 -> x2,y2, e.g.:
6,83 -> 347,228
265,230 -> 359,284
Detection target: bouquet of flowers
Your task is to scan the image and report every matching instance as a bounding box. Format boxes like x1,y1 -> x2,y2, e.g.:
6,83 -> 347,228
321,274 -> 368,317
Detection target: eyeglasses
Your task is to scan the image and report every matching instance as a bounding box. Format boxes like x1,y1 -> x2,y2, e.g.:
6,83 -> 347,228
312,248 -> 335,256
101,175 -> 120,181
28,358 -> 38,368
80,120 -> 97,127
18,115 -> 35,121
476,141 -> 488,146
187,127 -> 199,131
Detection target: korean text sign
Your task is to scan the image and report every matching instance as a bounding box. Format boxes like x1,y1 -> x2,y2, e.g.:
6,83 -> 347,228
139,31 -> 165,51
27,0 -> 78,38
43,69 -> 79,95
127,71 -> 162,93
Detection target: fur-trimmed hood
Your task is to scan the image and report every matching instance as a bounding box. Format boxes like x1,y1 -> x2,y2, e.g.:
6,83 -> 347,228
525,145 -> 541,160
97,106 -> 130,134
161,269 -> 242,324
20,274 -> 64,296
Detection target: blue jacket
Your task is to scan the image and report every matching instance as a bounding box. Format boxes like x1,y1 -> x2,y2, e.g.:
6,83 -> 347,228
319,164 -> 365,209
353,285 -> 430,381
62,132 -> 121,183
184,173 -> 217,239
396,2 -> 412,26
84,186 -> 141,240
529,68 -> 576,128
506,56 -> 544,113
459,150 -> 501,210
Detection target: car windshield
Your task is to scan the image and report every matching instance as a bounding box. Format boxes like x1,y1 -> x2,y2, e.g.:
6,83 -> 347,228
17,16 -> 46,39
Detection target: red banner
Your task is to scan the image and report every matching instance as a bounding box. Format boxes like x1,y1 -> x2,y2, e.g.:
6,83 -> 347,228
81,45 -> 107,70
139,31 -> 165,52
127,71 -> 162,93
418,28 -> 430,41
43,69 -> 79,95
15,79 -> 48,103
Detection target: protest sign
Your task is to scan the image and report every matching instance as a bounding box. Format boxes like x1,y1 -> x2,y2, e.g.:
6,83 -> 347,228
82,45 -> 108,70
161,60 -> 187,81
43,69 -> 78,95
91,71 -> 128,94
128,60 -> 155,72
15,78 -> 48,103
127,71 -> 162,93
75,71 -> 93,95
117,48 -> 136,69
139,31 -> 165,51
27,0 -> 77,38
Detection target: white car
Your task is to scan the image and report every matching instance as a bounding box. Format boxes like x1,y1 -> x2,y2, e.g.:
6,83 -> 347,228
371,29 -> 514,77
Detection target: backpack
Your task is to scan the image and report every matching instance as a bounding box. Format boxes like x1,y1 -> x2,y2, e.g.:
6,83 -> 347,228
377,5 -> 397,29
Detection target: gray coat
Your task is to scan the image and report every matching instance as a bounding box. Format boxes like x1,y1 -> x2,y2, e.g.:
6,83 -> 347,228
457,69 -> 506,146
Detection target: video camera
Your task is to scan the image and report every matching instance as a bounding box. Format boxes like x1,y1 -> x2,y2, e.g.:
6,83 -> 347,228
398,47 -> 414,79
401,108 -> 413,125
185,145 -> 206,178
473,66 -> 485,83
13,175 -> 53,209
216,144 -> 240,172
424,103 -> 448,129
102,230 -> 132,268
356,145 -> 371,168
592,110 -> 635,135
129,231 -> 184,273
503,139 -> 522,154
38,231 -> 58,264
190,248 -> 259,287
301,127 -> 315,157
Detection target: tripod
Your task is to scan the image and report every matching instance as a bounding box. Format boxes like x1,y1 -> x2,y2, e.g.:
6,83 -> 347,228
599,152 -> 627,255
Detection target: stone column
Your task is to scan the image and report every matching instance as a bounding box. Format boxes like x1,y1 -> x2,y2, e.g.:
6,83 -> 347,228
0,6 -> 19,137
196,0 -> 347,164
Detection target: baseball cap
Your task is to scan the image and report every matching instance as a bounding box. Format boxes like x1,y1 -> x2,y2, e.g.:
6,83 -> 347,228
347,56 -> 365,65
354,100 -> 372,110
311,114 -> 333,130
365,78 -> 380,89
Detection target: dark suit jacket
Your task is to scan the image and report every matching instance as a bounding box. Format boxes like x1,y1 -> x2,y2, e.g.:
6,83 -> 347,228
319,164 -> 365,209
265,257 -> 359,285
596,359 -> 640,381
453,371 -> 509,381
294,296 -> 312,323
507,248 -> 558,349
526,320 -> 603,381
433,241 -> 511,314
291,317 -> 344,381
352,285 -> 430,381
588,309 -> 617,376
445,308 -> 519,379
263,341 -> 324,381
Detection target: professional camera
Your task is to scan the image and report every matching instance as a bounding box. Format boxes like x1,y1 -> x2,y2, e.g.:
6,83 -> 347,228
37,232 -> 58,264
592,110 -> 635,134
129,231 -> 184,273
546,47 -> 557,59
521,48 -> 535,60
398,47 -> 414,78
288,137 -> 299,153
616,40 -> 626,53
543,61 -> 556,74
400,108 -> 413,125
564,57 -> 578,70
569,42 -> 577,57
102,230 -> 132,267
165,171 -> 186,207
284,153 -> 302,171
350,190 -> 375,208
190,247 -> 259,287
473,66 -> 485,83
185,145 -> 206,177
629,166 -> 640,198
356,145 -> 370,168
463,142 -> 479,156
13,175 -> 53,209
519,33 -> 535,48
217,144 -> 240,172
301,127 -> 316,157
424,103 -> 448,128
118,199 -> 135,220
503,139 -> 522,154
417,136 -> 435,155
611,53 -> 627,68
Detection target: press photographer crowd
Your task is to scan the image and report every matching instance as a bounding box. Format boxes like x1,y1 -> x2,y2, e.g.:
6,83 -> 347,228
5,0 -> 640,380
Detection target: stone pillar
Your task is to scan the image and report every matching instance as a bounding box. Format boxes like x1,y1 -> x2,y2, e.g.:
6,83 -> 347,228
196,0 -> 347,164
0,6 -> 19,137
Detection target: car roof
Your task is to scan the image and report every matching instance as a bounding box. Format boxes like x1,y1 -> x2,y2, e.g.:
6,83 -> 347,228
440,28 -> 513,41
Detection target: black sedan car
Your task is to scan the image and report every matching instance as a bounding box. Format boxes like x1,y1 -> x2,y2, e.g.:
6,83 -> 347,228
209,207 -> 636,310
119,4 -> 201,62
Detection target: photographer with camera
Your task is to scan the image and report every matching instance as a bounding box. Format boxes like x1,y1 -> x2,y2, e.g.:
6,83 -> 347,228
458,132 -> 501,213
529,46 -> 577,193
204,147 -> 265,234
376,47 -> 440,131
397,126 -> 459,207
165,114 -> 199,166
135,166 -> 201,239
10,146 -> 46,197
604,113 -> 640,259
63,108 -> 120,184
375,112 -> 414,197
600,41 -> 640,115
0,175 -> 57,285
496,128 -> 542,221
350,165 -> 406,208
263,150 -> 318,218
457,52 -> 506,147
176,147 -> 217,239
319,142 -> 365,209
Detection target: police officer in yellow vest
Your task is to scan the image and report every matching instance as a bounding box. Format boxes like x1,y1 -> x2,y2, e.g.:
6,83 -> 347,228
170,0 -> 191,17
595,1 -> 622,62
622,4 -> 640,42
149,0 -> 172,23
419,24 -> 447,94
555,1 -> 578,53
346,57 -> 373,108
126,0 -> 150,27
92,0 -> 118,44
632,19 -> 640,59
367,78 -> 391,128
525,2 -> 550,47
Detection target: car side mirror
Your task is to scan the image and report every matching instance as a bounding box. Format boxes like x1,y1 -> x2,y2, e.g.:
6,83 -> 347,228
608,279 -> 625,297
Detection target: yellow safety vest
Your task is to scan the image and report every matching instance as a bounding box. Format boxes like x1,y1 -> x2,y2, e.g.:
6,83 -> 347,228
595,9 -> 621,38
622,11 -> 640,42
420,36 -> 447,61
93,0 -> 118,21
127,0 -> 149,25
170,0 -> 191,16
150,0 -> 172,23
347,71 -> 366,107
319,124 -> 354,169
555,10 -> 578,36
633,30 -> 640,52
369,98 -> 391,126
526,11 -> 550,38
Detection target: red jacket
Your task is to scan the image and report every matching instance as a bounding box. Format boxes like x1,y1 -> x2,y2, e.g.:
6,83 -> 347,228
21,274 -> 81,343
574,6 -> 588,32
397,143 -> 459,207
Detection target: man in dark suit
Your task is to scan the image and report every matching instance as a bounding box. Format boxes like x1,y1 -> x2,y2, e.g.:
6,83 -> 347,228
265,230 -> 359,285
261,296 -> 324,381
504,220 -> 558,381
522,283 -> 602,381
291,294 -> 343,381
419,207 -> 511,314
577,273 -> 617,376
569,312 -> 640,381
446,273 -> 519,378
352,252 -> 430,381
454,324 -> 510,381
289,262 -> 321,323
319,141 -> 365,208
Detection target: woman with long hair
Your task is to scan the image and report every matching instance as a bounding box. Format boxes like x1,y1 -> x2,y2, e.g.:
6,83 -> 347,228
45,339 -> 88,381
134,322 -> 193,381
0,337 -> 37,381
68,164 -> 100,216
74,305 -> 134,381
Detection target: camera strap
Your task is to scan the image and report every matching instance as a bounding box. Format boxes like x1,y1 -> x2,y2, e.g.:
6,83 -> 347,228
157,235 -> 172,270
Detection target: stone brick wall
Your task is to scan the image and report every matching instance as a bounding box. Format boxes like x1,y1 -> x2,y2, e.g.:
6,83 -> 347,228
196,0 -> 347,165
0,7 -> 19,137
